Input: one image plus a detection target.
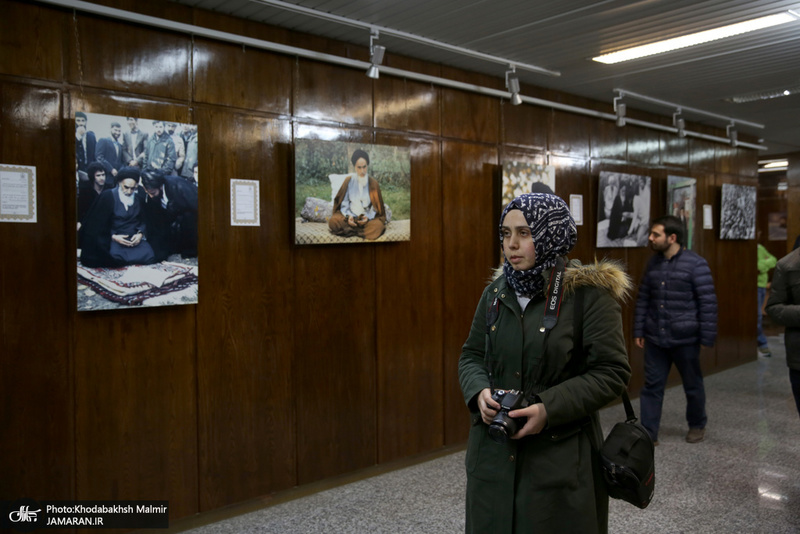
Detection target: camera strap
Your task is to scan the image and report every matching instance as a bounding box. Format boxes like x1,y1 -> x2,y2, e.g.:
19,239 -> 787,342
542,256 -> 567,331
527,257 -> 567,401
485,296 -> 501,393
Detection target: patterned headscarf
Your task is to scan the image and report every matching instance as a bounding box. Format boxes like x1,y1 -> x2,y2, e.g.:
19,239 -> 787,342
499,193 -> 577,298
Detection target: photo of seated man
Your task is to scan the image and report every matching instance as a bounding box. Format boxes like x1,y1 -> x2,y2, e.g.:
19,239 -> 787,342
327,149 -> 387,241
75,112 -> 199,311
78,166 -> 156,268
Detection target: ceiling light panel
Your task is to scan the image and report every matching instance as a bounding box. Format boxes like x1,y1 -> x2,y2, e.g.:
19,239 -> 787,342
593,12 -> 797,64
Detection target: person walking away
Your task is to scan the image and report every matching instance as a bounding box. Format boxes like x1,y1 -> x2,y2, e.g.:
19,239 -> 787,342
633,215 -> 718,444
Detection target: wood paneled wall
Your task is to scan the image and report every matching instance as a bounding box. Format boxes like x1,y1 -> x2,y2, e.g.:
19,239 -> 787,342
0,0 -> 758,526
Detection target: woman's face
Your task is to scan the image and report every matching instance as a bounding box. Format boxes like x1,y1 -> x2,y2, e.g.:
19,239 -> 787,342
501,209 -> 536,271
355,157 -> 368,179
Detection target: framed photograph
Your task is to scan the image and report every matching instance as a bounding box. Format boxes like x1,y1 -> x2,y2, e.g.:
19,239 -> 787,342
501,161 -> 555,207
294,139 -> 411,245
667,176 -> 697,249
596,171 -> 651,248
720,183 -> 756,240
75,111 -> 199,311
768,212 -> 787,241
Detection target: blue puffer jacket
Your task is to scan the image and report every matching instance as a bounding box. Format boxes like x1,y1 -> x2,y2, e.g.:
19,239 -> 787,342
634,249 -> 718,348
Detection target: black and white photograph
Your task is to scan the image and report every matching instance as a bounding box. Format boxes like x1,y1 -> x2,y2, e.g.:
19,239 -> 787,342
720,183 -> 756,240
667,176 -> 697,250
294,139 -> 411,245
596,171 -> 651,248
75,111 -> 199,311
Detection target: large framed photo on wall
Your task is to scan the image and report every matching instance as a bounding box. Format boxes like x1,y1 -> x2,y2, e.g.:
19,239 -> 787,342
596,171 -> 651,248
75,111 -> 199,311
501,161 -> 555,206
720,183 -> 756,239
294,139 -> 411,245
667,176 -> 697,250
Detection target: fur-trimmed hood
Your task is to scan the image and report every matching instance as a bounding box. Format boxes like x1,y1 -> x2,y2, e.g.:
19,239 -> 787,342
492,258 -> 633,302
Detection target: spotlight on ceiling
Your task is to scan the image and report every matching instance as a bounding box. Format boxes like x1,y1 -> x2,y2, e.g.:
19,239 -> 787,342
505,67 -> 522,106
366,29 -> 385,79
673,110 -> 686,138
615,101 -> 626,127
727,123 -> 738,147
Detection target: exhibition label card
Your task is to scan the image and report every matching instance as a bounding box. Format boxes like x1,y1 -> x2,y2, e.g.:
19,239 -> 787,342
230,179 -> 260,226
0,164 -> 36,223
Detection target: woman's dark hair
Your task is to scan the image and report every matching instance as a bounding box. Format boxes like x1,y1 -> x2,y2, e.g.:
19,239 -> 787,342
86,162 -> 105,184
351,149 -> 370,166
141,170 -> 166,191
653,214 -> 685,246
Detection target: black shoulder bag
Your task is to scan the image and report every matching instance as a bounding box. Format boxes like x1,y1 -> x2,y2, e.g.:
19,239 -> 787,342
573,288 -> 655,509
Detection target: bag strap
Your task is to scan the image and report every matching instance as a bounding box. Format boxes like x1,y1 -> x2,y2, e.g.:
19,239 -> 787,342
573,285 -> 637,423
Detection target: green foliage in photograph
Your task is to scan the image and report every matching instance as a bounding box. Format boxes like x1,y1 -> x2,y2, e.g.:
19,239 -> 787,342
294,139 -> 411,220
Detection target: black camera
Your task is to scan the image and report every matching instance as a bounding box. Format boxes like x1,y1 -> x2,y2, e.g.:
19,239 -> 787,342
488,389 -> 529,444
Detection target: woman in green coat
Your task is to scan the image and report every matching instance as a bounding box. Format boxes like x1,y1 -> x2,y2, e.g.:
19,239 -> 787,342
459,193 -> 632,533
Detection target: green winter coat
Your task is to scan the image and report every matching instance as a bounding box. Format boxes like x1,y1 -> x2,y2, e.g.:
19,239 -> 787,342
458,259 -> 632,534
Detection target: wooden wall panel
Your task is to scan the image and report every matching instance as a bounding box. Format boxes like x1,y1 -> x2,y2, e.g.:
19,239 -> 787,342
591,119 -> 627,161
0,1 -> 66,82
295,59 -> 373,126
292,127 -> 377,485
0,0 -> 766,526
550,155 -> 591,260
193,38 -> 293,115
626,125 -> 661,167
502,103 -> 549,149
74,306 -> 198,519
374,76 -> 441,136
661,135 -> 690,169
441,88 -> 500,144
69,14 -> 191,101
195,108 -> 296,511
375,134 -> 444,463
549,111 -> 591,158
441,140 -> 498,445
689,139 -> 717,173
0,82 -> 72,501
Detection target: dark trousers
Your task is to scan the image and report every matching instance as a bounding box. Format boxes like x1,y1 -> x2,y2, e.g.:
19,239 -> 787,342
757,287 -> 768,348
791,368 -> 800,418
640,343 -> 707,441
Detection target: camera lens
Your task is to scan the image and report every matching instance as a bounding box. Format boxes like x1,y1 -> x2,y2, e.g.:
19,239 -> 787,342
488,414 -> 517,444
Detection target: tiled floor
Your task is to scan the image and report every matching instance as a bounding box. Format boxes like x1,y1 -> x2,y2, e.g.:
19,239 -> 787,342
170,334 -> 799,534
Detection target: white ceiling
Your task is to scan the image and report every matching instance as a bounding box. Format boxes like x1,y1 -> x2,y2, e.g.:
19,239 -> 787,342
169,0 -> 800,156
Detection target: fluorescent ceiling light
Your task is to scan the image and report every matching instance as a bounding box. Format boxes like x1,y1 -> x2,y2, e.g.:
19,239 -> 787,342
763,160 -> 788,168
593,12 -> 797,64
725,85 -> 800,103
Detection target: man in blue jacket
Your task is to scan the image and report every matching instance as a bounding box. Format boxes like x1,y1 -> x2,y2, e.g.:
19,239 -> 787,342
634,215 -> 718,444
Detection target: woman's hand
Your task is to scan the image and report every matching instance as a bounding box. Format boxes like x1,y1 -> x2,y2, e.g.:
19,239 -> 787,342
477,388 -> 500,425
509,403 -> 548,439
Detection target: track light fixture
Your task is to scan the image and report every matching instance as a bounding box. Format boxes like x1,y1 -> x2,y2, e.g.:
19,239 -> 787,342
505,67 -> 522,106
614,96 -> 626,127
727,122 -> 738,147
366,28 -> 385,79
673,110 -> 686,138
